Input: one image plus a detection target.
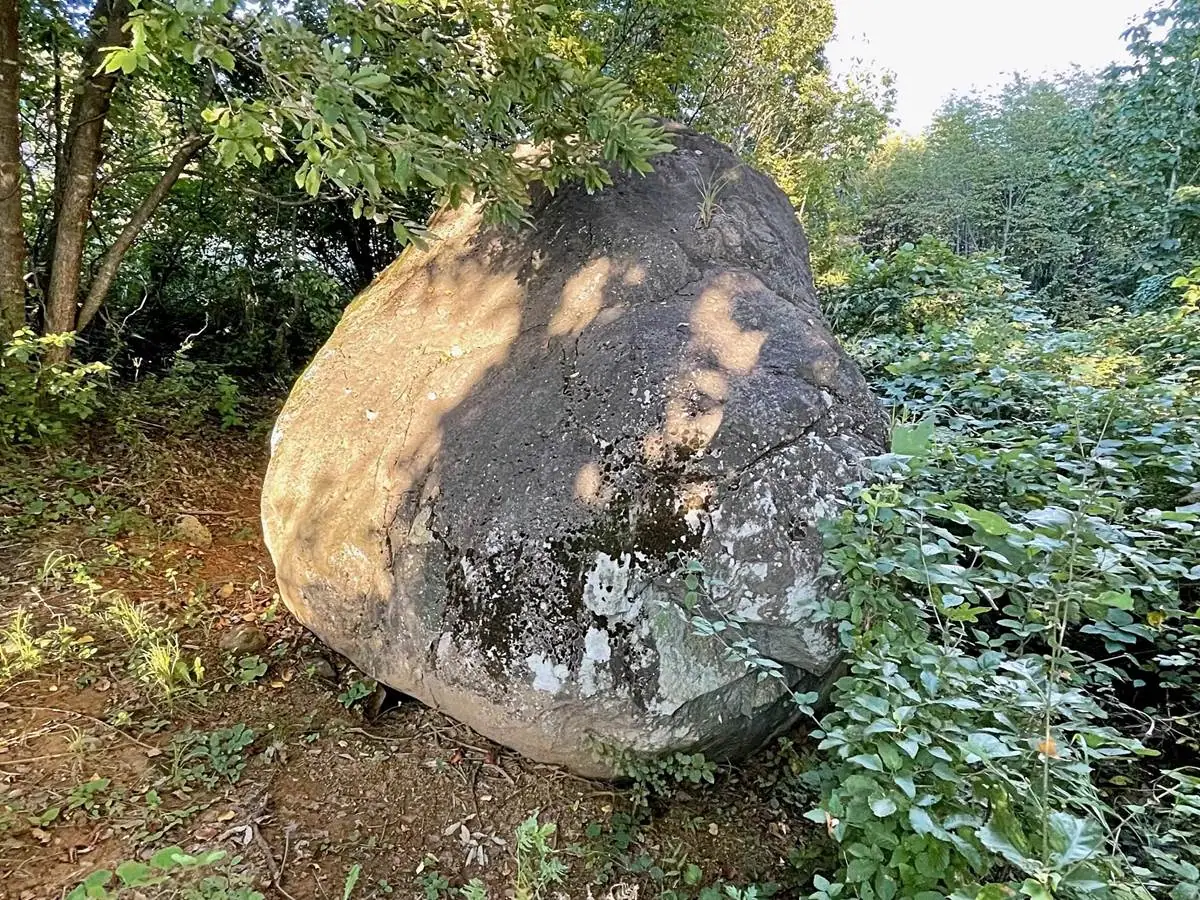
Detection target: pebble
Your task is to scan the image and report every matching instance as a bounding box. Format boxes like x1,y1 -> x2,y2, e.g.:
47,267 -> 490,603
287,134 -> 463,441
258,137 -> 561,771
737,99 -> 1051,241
175,514 -> 212,548
218,624 -> 268,654
307,657 -> 338,681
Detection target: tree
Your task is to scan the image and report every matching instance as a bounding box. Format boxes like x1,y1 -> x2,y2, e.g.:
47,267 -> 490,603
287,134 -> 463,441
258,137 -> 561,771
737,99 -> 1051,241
0,0 -> 23,341
561,0 -> 892,272
857,76 -> 1091,294
1074,0 -> 1200,290
3,0 -> 671,358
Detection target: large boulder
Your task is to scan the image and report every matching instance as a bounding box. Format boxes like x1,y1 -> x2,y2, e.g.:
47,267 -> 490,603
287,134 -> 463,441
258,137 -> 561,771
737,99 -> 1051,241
262,125 -> 886,776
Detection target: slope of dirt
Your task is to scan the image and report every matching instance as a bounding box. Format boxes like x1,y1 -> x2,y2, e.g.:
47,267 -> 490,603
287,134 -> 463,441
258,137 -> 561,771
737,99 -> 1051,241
0,429 -> 825,900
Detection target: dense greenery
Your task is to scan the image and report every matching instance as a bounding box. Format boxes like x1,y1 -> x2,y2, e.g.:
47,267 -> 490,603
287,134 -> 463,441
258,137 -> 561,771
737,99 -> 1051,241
853,1 -> 1200,303
4,1 -> 1200,899
1,0 -> 885,375
810,247 -> 1200,900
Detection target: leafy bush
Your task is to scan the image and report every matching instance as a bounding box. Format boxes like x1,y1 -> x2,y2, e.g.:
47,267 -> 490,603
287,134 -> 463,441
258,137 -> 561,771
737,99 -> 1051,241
113,358 -> 247,435
805,258 -> 1200,899
0,330 -> 110,445
823,237 -> 1021,337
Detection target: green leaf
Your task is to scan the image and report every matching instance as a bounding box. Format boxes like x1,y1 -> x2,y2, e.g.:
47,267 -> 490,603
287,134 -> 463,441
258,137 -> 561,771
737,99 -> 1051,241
845,857 -> 877,882
116,860 -> 153,886
1047,812 -> 1102,867
953,503 -> 1011,536
907,807 -> 938,836
891,417 -> 935,457
212,48 -> 235,72
1019,878 -> 1053,900
1095,590 -> 1134,610
847,753 -> 884,771
977,816 -> 1032,869
963,732 -> 1017,762
149,846 -> 187,870
343,862 -> 362,900
870,797 -> 898,817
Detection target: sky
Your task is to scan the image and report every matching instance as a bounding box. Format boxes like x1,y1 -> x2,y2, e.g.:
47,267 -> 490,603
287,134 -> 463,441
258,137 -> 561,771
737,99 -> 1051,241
827,0 -> 1153,134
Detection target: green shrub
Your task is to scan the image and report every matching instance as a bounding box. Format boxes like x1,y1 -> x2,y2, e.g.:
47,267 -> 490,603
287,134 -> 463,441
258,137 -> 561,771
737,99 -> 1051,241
0,330 -> 110,445
112,358 -> 247,437
823,236 -> 1022,337
803,256 -> 1200,900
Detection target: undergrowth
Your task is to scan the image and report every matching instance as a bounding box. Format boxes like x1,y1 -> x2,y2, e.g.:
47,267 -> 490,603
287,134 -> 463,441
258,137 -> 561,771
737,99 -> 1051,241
805,241 -> 1200,900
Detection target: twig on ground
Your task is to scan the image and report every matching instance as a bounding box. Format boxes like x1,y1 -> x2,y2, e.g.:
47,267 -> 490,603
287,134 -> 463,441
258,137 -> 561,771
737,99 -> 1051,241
1,704 -> 158,752
483,762 -> 516,785
424,724 -> 497,757
251,821 -> 301,900
345,726 -> 409,745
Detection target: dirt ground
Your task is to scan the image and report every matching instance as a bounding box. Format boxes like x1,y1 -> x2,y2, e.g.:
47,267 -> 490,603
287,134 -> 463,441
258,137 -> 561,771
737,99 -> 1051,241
0,431 -> 825,900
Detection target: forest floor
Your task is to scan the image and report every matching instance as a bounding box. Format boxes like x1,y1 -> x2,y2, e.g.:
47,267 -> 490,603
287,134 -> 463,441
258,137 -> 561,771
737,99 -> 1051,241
0,426 -> 820,900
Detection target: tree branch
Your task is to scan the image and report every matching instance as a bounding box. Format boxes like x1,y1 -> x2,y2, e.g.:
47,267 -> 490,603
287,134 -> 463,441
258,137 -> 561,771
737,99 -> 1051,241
75,134 -> 210,333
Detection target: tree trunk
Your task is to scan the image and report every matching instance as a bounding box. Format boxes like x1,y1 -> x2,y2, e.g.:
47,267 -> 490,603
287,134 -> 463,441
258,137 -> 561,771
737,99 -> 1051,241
75,134 -> 209,333
0,0 -> 24,342
43,0 -> 131,350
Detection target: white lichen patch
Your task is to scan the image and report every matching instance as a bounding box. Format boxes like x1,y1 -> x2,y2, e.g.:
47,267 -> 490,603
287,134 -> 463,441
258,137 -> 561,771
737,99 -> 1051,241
582,552 -> 642,621
527,653 -> 569,693
332,542 -> 370,567
579,626 -> 613,698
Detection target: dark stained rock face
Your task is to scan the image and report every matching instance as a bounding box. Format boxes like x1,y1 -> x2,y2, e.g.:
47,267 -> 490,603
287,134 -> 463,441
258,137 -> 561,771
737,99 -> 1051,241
261,125 -> 886,775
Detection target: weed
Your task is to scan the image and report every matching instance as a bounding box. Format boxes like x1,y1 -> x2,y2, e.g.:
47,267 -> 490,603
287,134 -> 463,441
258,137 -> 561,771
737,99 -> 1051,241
95,594 -> 203,700
343,862 -> 363,899
0,607 -> 43,678
137,632 -> 202,701
416,856 -> 450,900
603,746 -> 718,810
1,329 -> 109,446
803,252 -> 1200,898
578,812 -> 637,881
689,164 -> 739,229
67,845 -> 263,899
233,654 -> 268,684
514,812 -> 567,900
338,677 -> 375,709
169,724 -> 256,789
102,594 -> 157,645
66,778 -> 114,817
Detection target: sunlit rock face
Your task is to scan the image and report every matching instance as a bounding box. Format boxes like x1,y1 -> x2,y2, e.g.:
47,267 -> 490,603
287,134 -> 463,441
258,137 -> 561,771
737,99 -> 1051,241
261,124 -> 886,776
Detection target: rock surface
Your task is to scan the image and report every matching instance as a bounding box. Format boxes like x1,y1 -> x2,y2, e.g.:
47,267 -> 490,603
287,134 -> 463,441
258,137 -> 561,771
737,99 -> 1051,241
261,125 -> 886,775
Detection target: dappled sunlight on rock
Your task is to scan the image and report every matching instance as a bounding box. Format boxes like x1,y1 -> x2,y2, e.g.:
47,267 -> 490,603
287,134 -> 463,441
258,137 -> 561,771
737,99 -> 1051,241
261,125 -> 886,776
